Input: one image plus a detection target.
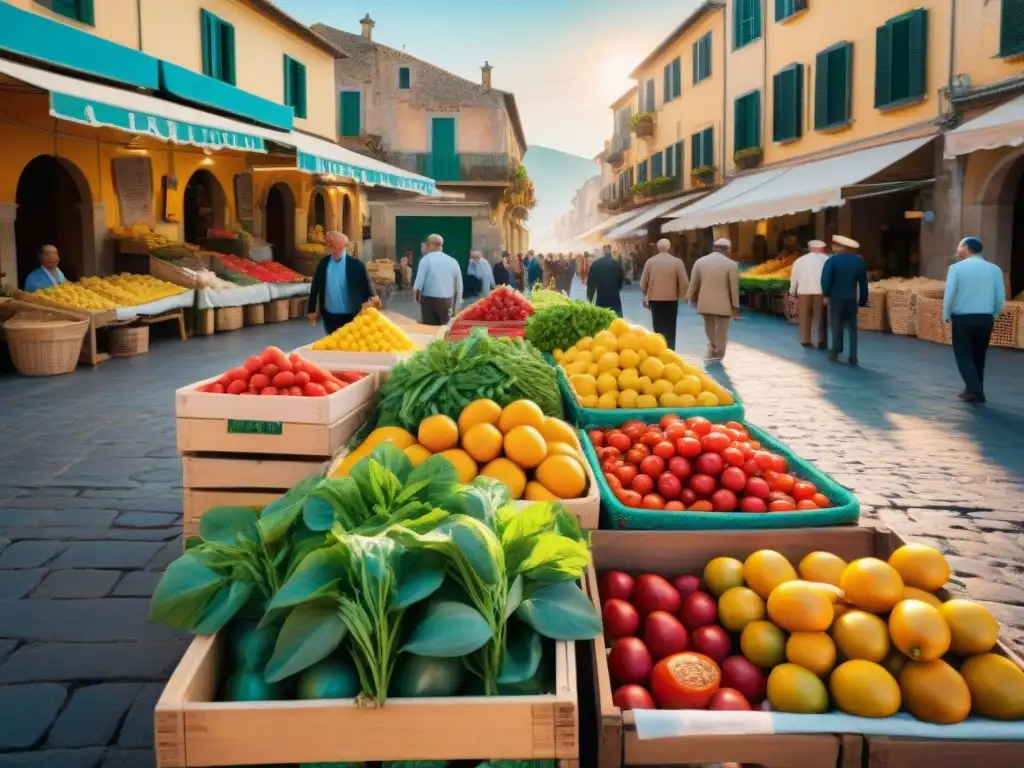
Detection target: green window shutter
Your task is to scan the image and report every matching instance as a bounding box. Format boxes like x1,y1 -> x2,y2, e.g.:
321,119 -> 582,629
294,61 -> 307,119
734,92 -> 760,152
734,0 -> 743,48
773,64 -> 804,142
703,34 -> 712,80
664,63 -> 672,102
201,10 -> 216,78
833,43 -> 852,124
752,0 -> 762,40
283,55 -> 293,110
701,127 -> 714,167
675,141 -> 684,175
1001,0 -> 1024,56
221,22 -> 236,86
665,145 -> 674,176
77,0 -> 94,24
692,40 -> 700,85
875,23 -> 893,107
399,67 -> 411,89
672,58 -> 682,98
645,78 -> 655,111
775,0 -> 788,22
734,96 -> 746,153
652,151 -> 664,177
907,9 -> 928,100
691,132 -> 701,170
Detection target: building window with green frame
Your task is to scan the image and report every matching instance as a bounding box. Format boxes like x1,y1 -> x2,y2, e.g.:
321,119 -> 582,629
772,63 -> 804,142
651,151 -> 664,178
814,41 -> 853,130
399,66 -> 411,89
1000,0 -> 1024,57
663,58 -> 682,103
774,0 -> 808,23
35,0 -> 94,25
734,0 -> 762,49
284,55 -> 308,120
733,90 -> 761,153
693,32 -> 712,85
691,127 -> 714,170
200,9 -> 236,85
637,159 -> 649,184
875,8 -> 928,109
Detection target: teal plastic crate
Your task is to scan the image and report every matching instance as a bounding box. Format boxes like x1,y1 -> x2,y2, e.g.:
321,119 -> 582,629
579,424 -> 860,530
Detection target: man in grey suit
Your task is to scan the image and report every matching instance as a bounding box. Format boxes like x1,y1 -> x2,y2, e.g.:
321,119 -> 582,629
688,238 -> 740,362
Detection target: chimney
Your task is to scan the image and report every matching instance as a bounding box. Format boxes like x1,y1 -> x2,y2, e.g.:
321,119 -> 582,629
481,61 -> 493,91
360,13 -> 375,41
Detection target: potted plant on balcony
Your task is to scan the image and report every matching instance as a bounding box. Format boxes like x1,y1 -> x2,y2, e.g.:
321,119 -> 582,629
630,181 -> 651,203
734,146 -> 763,170
646,176 -> 676,197
629,112 -> 656,138
691,165 -> 717,186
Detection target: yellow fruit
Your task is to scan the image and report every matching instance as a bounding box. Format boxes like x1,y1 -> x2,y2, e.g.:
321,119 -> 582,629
552,349 -> 564,362
798,551 -> 847,587
718,586 -> 766,632
404,444 -> 433,466
677,394 -> 697,408
658,392 -> 679,408
888,600 -> 951,662
767,663 -> 829,714
618,390 -> 639,408
887,543 -> 950,592
576,336 -> 593,351
641,333 -> 668,356
637,375 -> 653,394
704,557 -> 746,597
563,347 -> 578,364
939,599 -> 1000,655
524,480 -> 559,501
597,392 -> 619,409
661,363 -> 683,383
639,356 -> 664,380
539,417 -> 578,447
767,580 -> 836,633
535,455 -> 587,499
503,425 -> 548,469
830,660 -> 901,717
597,352 -> 620,372
498,400 -> 545,433
479,458 -> 527,499
575,350 -> 594,365
831,610 -> 890,663
744,550 -> 798,599
590,345 -> 608,360
334,427 -> 417,477
570,374 -> 597,397
438,449 -> 478,484
462,423 -> 504,464
960,653 -> 1024,720
899,660 -> 971,724
618,369 -> 640,391
676,375 -> 702,397
596,373 -> 618,395
609,318 -> 631,336
581,394 -> 600,408
696,391 -> 720,407
649,379 -> 672,399
607,368 -> 623,380
418,414 -> 460,453
564,361 -> 587,376
618,349 -> 640,369
586,364 -> 600,377
840,558 -> 904,614
740,621 -> 787,669
546,441 -> 581,460
638,349 -> 649,362
786,632 -> 836,677
903,586 -> 943,608
457,398 -> 502,435
594,330 -> 618,351
636,394 -> 658,408
658,350 -> 678,365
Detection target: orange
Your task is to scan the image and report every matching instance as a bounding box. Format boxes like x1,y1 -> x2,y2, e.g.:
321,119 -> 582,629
785,632 -> 836,677
458,398 -> 502,434
940,599 -> 999,655
766,581 -> 835,633
479,458 -> 527,500
899,660 -> 971,724
461,423 -> 504,464
743,550 -> 798,599
539,416 -> 579,447
524,481 -> 559,501
887,543 -> 950,592
404,444 -> 433,466
960,653 -> 1024,720
497,399 -> 545,434
903,586 -> 943,608
417,414 -> 459,453
797,551 -> 847,587
438,449 -> 478,484
503,425 -> 548,469
888,600 -> 951,662
534,455 -> 587,499
839,558 -> 904,614
831,609 -> 890,663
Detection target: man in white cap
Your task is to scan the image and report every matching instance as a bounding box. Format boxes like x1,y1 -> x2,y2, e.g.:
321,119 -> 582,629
820,234 -> 869,365
688,238 -> 740,362
789,240 -> 830,349
640,238 -> 689,349
414,233 -> 463,325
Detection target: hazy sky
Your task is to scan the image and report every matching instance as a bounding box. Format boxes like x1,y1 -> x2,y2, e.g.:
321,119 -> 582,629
275,0 -> 702,158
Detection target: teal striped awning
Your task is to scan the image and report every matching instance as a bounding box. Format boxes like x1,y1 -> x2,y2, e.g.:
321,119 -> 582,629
291,133 -> 438,197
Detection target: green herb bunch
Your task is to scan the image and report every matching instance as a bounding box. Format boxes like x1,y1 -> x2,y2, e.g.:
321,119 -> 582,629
524,302 -> 617,353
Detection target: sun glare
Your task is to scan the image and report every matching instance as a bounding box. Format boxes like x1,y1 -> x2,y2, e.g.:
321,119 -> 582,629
595,51 -> 638,104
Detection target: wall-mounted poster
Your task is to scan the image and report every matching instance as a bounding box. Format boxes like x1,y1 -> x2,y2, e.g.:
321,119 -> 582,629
112,156 -> 154,226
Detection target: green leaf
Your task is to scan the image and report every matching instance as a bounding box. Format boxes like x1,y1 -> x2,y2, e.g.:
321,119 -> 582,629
264,599 -> 347,682
497,620 -> 543,684
266,546 -> 348,614
369,442 -> 414,482
258,484 -> 311,544
306,477 -> 370,532
500,503 -> 558,547
401,600 -> 493,657
514,533 -> 591,583
193,580 -> 255,634
148,553 -> 227,630
436,517 -> 502,585
504,574 -> 524,620
516,581 -> 602,640
392,549 -> 447,610
198,506 -> 260,547
406,455 -> 461,506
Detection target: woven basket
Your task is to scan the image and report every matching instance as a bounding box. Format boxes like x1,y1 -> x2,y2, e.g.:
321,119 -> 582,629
288,297 -> 304,319
109,326 -> 150,357
266,299 -> 289,323
991,302 -> 1021,349
857,289 -> 888,331
783,294 -> 799,324
215,306 -> 243,332
1014,303 -> 1024,350
887,290 -> 916,336
3,312 -> 88,376
914,291 -> 951,345
244,303 -> 265,326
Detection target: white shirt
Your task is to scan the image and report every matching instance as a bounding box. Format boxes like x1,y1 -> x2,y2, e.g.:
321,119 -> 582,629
790,251 -> 830,295
414,250 -> 464,308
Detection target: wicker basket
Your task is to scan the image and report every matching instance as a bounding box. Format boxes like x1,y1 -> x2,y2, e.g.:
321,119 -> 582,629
109,326 -> 150,357
266,299 -> 289,323
991,302 -> 1021,349
3,312 -> 88,376
857,289 -> 888,331
1014,303 -> 1024,350
914,291 -> 951,345
783,294 -> 798,324
215,306 -> 243,332
886,290 -> 916,336
288,297 -> 304,319
244,304 -> 265,326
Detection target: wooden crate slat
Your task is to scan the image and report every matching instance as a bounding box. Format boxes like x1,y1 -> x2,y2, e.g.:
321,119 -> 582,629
181,455 -> 329,490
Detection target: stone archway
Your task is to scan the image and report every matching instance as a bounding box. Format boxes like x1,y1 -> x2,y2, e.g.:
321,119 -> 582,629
183,169 -> 227,244
307,188 -> 330,239
972,148 -> 1024,295
264,182 -> 296,261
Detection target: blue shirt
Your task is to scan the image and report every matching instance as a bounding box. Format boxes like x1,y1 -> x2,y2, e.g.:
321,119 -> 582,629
23,266 -> 66,293
820,253 -> 868,304
943,255 -> 1005,322
324,253 -> 351,314
414,251 -> 464,308
468,259 -> 495,293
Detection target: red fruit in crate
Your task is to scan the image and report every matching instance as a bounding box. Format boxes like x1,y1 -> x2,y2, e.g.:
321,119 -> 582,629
603,598 -> 640,639
754,451 -> 775,472
690,624 -> 732,663
686,417 -> 713,437
631,474 -> 655,496
745,477 -> 771,499
667,456 -> 693,481
243,355 -> 264,374
771,454 -> 789,473
659,414 -> 681,429
249,373 -> 270,391
260,386 -> 279,396
720,656 -> 767,704
664,501 -> 685,510
672,575 -> 703,599
643,611 -> 690,660
640,455 -> 666,478
588,429 -> 605,447
689,474 -> 717,498
680,489 -> 697,507
742,459 -> 761,477
695,452 -> 724,477
616,464 -> 638,487
600,571 -> 635,602
612,684 -> 656,711
608,637 -> 653,687
226,379 -> 247,395
303,383 -> 327,397
792,481 -> 818,501
642,493 -> 666,510
653,441 -> 676,460
656,473 -> 682,500
701,432 -> 731,455
720,467 -> 747,493
665,421 -> 688,441
626,446 -> 649,466
205,382 -> 225,394
708,688 -> 752,711
676,437 -> 702,458
679,592 -> 718,631
740,497 -> 768,513
618,489 -> 643,508
632,574 -> 682,617
711,489 -> 738,512
608,433 -> 632,453
650,652 -> 720,710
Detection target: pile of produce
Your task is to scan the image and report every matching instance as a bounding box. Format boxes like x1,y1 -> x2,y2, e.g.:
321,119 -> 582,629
198,346 -> 368,396
447,320 -> 526,340
372,329 -> 563,431
32,282 -> 118,310
529,288 -> 570,309
525,301 -> 617,353
597,542 -> 1024,722
312,307 -> 418,353
556,321 -> 734,409
110,225 -> 193,251
870,277 -> 946,293
210,253 -> 304,283
739,254 -> 796,291
150,446 -> 601,704
590,416 -> 832,512
34,274 -> 186,309
337,398 -> 588,501
460,286 -> 534,322
298,242 -> 329,257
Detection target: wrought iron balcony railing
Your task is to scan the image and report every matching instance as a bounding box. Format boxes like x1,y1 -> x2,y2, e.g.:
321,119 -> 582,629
384,152 -> 516,183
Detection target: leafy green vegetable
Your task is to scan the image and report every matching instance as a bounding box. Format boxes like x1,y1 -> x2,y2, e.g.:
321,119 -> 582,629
525,302 -> 617,352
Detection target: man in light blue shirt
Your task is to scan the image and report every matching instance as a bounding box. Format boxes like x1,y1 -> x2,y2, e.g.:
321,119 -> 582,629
414,234 -> 463,325
466,250 -> 495,297
307,232 -> 377,333
943,236 -> 1006,403
23,245 -> 67,292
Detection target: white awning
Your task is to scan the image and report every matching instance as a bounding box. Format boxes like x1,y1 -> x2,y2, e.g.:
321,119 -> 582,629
606,190 -> 708,240
577,207 -> 651,242
663,137 -> 934,233
945,92 -> 1024,158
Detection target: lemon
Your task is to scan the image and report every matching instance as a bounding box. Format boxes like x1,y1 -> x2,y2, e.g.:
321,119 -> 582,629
641,334 -> 668,355
564,361 -> 588,376
418,415 -> 460,453
659,392 -> 679,407
609,318 -> 631,336
618,349 -> 640,368
438,449 -> 478,484
503,425 -> 548,469
458,399 -> 502,434
940,599 -> 1000,655
636,394 -> 658,408
479,458 -> 527,499
639,356 -> 664,380
607,368 -> 623,380
590,344 -> 609,360
570,374 -> 597,397
576,350 -> 594,365
576,336 -> 593,351
539,417 -> 578,447
887,543 -> 950,592
563,347 -> 579,363
552,349 -> 564,362
586,364 -> 599,377
524,481 -> 559,501
618,369 -> 640,391
618,389 -> 639,408
597,392 -> 618,409
786,632 -> 837,677
462,423 -> 504,464
535,454 -> 587,498
676,375 -> 702,397
650,379 -> 673,398
596,373 -> 618,395
580,394 -> 600,408
498,400 -> 545,433
617,332 -> 641,352
638,376 -> 653,394
594,330 -> 618,351
798,552 -> 848,587
744,550 -> 798,599
831,610 -> 890,662
767,664 -> 829,714
677,393 -> 697,408
704,557 -> 745,596
741,621 -> 787,668
661,363 -> 683,383
830,660 -> 901,717
596,352 -> 619,372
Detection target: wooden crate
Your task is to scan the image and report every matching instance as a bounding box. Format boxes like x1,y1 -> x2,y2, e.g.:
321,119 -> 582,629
182,455 -> 329,490
155,632 -> 579,767
182,489 -> 282,539
585,524 -> 1024,768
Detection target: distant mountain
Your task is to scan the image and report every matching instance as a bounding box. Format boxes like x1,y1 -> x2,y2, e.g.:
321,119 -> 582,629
523,145 -> 597,236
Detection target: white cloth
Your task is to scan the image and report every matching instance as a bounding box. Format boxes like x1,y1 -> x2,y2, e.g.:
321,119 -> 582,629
267,282 -> 311,300
414,250 -> 464,309
115,290 -> 196,321
196,283 -> 271,309
790,252 -> 829,295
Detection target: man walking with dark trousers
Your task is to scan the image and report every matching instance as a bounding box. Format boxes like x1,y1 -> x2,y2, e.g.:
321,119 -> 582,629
821,235 -> 868,366
640,238 -> 689,349
587,244 -> 625,316
943,236 -> 1006,403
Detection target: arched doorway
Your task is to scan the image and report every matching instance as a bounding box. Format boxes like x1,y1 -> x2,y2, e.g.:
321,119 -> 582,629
15,155 -> 90,286
974,151 -> 1024,297
183,170 -> 226,243
341,194 -> 353,240
306,189 -> 327,241
1010,170 -> 1024,297
265,182 -> 295,260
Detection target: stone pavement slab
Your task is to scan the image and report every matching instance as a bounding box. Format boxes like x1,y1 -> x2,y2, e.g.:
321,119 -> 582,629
0,684 -> 66,749
46,684 -> 142,748
0,642 -> 188,684
32,570 -> 121,599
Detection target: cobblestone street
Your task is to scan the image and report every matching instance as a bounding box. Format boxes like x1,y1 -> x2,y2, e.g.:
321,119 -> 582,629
0,284 -> 1022,767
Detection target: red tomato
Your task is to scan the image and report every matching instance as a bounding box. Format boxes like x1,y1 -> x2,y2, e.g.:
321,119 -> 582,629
623,424 -> 646,442
711,489 -> 738,512
796,500 -> 819,510
260,386 -> 279,396
603,459 -> 625,474
771,454 -> 789,473
667,456 -> 693,481
689,501 -> 714,511
720,467 -> 748,493
304,383 -> 328,397
589,429 -> 605,447
722,447 -> 745,467
294,371 -> 311,388
695,452 -> 724,477
642,493 -> 666,510
272,371 -> 297,389
676,437 -> 702,458
812,493 -> 831,508
792,481 -> 818,501
640,431 -> 665,447
600,570 -> 635,602
600,446 -> 622,461
647,424 -> 663,433
762,469 -> 780,485
650,652 -> 721,709
725,421 -> 745,433
640,455 -> 666,477
226,367 -> 250,382
653,441 -> 676,460
616,464 -> 639,487
621,420 -> 646,435
771,473 -> 796,494
680,489 -> 698,507
737,442 -> 755,460
205,382 -> 225,394
604,472 -> 622,489
664,421 -> 688,442
689,474 -> 718,497
608,432 -> 633,452
754,451 -> 775,472
261,363 -> 280,380
769,500 -> 797,512
288,386 -> 304,397
603,598 -> 641,639
734,429 -> 751,443
740,497 -> 768,513
657,473 -> 682,500
631,474 -> 655,496
618,489 -> 644,508
243,355 -> 264,374
701,432 -> 732,454
664,501 -> 685,511
609,638 -> 653,687
685,417 -> 712,436
644,611 -> 690,660
768,492 -> 796,505
323,381 -> 341,395
746,477 -> 771,499
659,414 -> 682,429
742,459 -> 761,477
226,379 -> 248,395
749,441 -> 762,449
612,684 -> 656,711
626,446 -> 649,465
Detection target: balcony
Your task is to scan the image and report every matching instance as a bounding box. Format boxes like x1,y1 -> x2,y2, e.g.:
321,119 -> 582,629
384,152 -> 515,184
607,150 -> 625,168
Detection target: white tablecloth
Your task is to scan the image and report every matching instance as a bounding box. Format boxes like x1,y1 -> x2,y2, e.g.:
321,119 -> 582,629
115,290 -> 196,321
249,244 -> 273,262
195,283 -> 272,309
267,282 -> 311,299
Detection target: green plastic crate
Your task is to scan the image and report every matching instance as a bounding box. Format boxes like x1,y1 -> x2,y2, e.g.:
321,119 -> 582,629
578,424 -> 860,530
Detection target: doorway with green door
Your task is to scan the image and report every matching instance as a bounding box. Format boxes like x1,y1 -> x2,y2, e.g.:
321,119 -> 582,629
340,90 -> 362,138
395,216 -> 472,282
428,117 -> 458,181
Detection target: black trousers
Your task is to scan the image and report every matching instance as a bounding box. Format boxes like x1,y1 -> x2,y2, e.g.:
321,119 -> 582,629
829,298 -> 859,359
951,314 -> 995,396
649,300 -> 679,349
420,295 -> 453,326
322,310 -> 355,335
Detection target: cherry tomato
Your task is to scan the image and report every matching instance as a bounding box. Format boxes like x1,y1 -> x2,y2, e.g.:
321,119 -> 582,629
608,432 -> 633,452
641,431 -> 665,447
686,417 -> 713,437
618,489 -> 643,508
725,421 -> 745,433
664,421 -> 688,441
796,500 -> 819,510
616,464 -> 638,487
768,492 -> 796,505
769,500 -> 797,512
721,447 -> 745,467
676,437 -> 702,458
623,423 -> 646,442
640,455 -> 666,478
653,441 -> 676,460
631,474 -> 655,496
742,459 -> 761,477
701,433 -> 732,454
588,429 -> 605,447
680,489 -> 697,506
689,500 -> 714,512
602,459 -> 625,474
792,481 -> 818,501
621,420 -> 646,434
659,414 -> 682,429
753,452 -> 775,472
667,456 -> 693,481
600,446 -> 622,461
657,472 -> 682,500
812,493 -> 831,508
626,446 -> 650,465
647,424 -> 663,433
664,500 -> 686,511
604,472 -> 622,489
771,473 -> 796,494
771,454 -> 789,473
749,441 -> 762,449
642,493 -> 666,510
737,442 -> 755,460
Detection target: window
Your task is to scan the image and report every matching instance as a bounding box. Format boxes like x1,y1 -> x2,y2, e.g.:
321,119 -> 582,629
691,127 -> 714,169
693,32 -> 712,84
642,79 -> 655,112
665,144 -> 675,177
637,160 -> 649,183
200,10 -> 236,85
615,107 -> 632,149
775,0 -> 808,23
673,140 -> 684,176
875,9 -> 927,109
734,91 -> 761,153
814,42 -> 853,130
36,0 -> 94,24
399,66 -> 411,89
1001,0 -> 1024,57
651,151 -> 664,178
773,63 -> 804,142
663,57 -> 682,102
284,55 -> 308,119
734,0 -> 762,49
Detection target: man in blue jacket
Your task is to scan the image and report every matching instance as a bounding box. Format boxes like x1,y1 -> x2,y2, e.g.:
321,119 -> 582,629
821,235 -> 869,366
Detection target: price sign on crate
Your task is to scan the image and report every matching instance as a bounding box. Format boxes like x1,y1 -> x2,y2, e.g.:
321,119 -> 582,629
227,420 -> 283,436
